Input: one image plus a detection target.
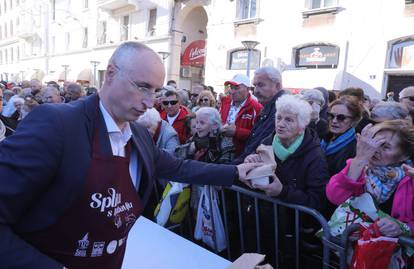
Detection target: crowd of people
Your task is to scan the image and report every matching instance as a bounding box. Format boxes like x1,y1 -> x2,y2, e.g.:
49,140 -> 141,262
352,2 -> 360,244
1,41 -> 414,268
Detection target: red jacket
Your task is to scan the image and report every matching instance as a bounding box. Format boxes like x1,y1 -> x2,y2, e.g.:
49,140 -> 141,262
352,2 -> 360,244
220,95 -> 263,156
160,106 -> 189,144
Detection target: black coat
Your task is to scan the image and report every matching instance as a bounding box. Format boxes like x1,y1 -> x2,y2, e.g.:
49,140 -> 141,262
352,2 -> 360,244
261,128 -> 329,211
323,135 -> 357,177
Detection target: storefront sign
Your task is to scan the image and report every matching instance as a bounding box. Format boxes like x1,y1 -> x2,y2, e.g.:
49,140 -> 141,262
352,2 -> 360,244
295,45 -> 339,68
229,49 -> 261,70
181,40 -> 206,66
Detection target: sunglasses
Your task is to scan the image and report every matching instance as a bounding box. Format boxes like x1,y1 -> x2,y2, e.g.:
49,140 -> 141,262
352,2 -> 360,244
200,98 -> 210,102
162,100 -> 179,106
327,112 -> 352,122
403,96 -> 414,102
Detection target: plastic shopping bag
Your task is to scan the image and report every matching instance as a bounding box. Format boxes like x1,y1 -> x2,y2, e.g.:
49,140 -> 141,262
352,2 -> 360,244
351,223 -> 400,269
153,182 -> 190,227
194,185 -> 227,252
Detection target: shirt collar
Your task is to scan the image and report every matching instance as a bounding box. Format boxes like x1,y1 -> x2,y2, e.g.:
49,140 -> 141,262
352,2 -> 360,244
99,101 -> 132,138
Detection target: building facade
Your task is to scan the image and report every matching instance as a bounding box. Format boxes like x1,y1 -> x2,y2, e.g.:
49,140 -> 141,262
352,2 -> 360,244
1,0 -> 414,98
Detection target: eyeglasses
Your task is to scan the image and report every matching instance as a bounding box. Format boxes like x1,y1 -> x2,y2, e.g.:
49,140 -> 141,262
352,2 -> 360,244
327,112 -> 352,122
200,98 -> 210,103
162,100 -> 179,106
403,96 -> 414,102
114,64 -> 155,98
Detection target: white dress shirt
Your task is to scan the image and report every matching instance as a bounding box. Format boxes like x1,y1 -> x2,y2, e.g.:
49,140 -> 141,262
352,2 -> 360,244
99,101 -> 139,189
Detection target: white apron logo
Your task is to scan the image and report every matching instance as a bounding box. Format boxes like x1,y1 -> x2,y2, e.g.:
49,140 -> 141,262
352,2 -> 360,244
74,233 -> 90,257
89,188 -> 134,218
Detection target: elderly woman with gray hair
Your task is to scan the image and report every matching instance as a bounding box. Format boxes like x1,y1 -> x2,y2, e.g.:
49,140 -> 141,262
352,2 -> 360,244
245,94 -> 329,210
370,101 -> 411,123
301,89 -> 329,138
136,108 -> 179,154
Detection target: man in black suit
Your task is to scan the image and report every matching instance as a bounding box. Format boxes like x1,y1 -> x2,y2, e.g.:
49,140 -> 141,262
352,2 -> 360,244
0,42 -> 257,269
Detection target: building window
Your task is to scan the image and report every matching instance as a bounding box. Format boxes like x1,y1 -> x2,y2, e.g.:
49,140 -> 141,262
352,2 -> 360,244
82,27 -> 88,48
294,44 -> 340,68
52,0 -> 55,21
5,49 -> 8,64
306,0 -> 337,9
10,47 -> 13,63
97,21 -> 107,45
16,46 -> 19,61
65,32 -> 70,50
0,27 -> 2,40
147,8 -> 157,36
4,23 -> 7,38
51,36 -> 55,54
0,51 -> 2,64
84,0 -> 88,9
228,48 -> 261,70
9,0 -> 11,9
388,38 -> 414,69
120,15 -> 129,41
9,20 -> 13,36
4,0 -> 6,12
237,0 -> 257,20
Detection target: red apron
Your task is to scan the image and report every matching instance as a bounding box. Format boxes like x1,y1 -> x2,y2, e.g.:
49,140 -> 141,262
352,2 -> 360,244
23,116 -> 143,269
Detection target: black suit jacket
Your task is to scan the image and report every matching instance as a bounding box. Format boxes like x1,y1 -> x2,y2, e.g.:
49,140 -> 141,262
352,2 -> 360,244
0,94 -> 237,268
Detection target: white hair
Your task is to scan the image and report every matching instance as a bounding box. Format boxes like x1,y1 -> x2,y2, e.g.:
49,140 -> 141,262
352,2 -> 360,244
276,94 -> 312,130
399,86 -> 414,100
371,101 -> 409,121
136,108 -> 161,128
195,107 -> 222,129
300,89 -> 325,107
13,97 -> 25,105
254,66 -> 282,85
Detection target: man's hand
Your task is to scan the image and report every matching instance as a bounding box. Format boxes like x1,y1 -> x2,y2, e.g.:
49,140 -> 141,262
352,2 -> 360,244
255,175 -> 283,197
377,218 -> 402,237
221,124 -> 236,137
236,162 -> 263,188
244,153 -> 262,163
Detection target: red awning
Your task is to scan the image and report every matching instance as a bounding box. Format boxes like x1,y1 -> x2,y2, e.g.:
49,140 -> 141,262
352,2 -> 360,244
181,40 -> 206,67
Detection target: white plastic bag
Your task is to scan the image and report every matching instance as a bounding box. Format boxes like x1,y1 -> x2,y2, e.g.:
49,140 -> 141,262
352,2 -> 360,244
194,185 -> 227,252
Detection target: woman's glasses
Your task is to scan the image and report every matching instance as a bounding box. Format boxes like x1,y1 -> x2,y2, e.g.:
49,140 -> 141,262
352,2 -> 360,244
200,98 -> 210,103
327,112 -> 352,122
162,100 -> 179,106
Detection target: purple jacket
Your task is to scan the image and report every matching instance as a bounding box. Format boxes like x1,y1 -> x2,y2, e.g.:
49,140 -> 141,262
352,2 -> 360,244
326,159 -> 414,233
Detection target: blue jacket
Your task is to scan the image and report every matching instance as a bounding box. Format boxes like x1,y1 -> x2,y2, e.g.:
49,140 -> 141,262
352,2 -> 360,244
0,94 -> 237,268
233,90 -> 285,164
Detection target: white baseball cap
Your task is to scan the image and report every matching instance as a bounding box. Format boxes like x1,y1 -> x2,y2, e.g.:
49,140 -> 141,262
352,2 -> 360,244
224,74 -> 252,88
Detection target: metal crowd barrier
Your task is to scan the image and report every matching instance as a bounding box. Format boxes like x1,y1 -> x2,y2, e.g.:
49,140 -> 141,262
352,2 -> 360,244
215,185 -> 344,269
162,184 -> 414,269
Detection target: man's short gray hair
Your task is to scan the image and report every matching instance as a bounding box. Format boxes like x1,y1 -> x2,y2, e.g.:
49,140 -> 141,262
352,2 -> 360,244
371,101 -> 409,121
276,94 -> 312,130
254,66 -> 282,85
176,89 -> 189,106
399,86 -> 414,100
300,89 -> 325,107
195,107 -> 222,130
137,108 -> 161,128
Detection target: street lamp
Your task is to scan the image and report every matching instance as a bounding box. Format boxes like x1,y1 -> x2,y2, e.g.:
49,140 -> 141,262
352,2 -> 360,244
241,40 -> 260,78
157,51 -> 170,64
90,61 -> 100,87
61,64 -> 69,82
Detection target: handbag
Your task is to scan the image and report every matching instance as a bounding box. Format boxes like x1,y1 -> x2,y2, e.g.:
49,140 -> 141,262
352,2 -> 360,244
153,182 -> 190,227
194,185 -> 227,252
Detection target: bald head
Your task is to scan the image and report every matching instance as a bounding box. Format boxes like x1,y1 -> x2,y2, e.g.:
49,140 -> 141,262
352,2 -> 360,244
99,41 -> 165,129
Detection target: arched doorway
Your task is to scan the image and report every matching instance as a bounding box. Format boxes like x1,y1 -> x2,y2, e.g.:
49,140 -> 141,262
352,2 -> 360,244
178,6 -> 208,91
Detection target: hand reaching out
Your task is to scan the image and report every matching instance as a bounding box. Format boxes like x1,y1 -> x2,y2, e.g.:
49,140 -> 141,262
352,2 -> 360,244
254,174 -> 283,197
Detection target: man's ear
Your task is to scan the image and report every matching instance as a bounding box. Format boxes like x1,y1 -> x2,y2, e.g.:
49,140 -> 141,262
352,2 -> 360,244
105,64 -> 117,83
